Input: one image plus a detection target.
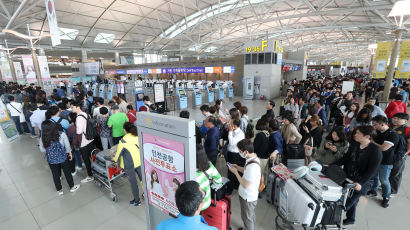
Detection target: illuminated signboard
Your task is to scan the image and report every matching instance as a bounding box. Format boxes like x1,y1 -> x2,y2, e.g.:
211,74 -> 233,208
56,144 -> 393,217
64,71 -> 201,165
244,39 -> 283,54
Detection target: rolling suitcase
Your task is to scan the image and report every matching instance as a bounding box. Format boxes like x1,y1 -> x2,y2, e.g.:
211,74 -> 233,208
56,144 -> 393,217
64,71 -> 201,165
266,172 -> 283,206
283,179 -> 325,227
202,195 -> 231,230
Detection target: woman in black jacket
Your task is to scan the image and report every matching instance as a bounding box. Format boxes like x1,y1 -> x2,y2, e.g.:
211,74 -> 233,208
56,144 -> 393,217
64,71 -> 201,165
335,126 -> 382,225
300,114 -> 323,164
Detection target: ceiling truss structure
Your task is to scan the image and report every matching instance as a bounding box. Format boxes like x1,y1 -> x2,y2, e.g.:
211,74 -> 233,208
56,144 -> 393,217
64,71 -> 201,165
0,0 -> 407,63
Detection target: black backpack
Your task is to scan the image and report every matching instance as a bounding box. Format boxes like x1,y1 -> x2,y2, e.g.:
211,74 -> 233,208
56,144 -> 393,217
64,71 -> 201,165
51,117 -> 64,132
86,98 -> 95,114
394,127 -> 410,161
245,120 -> 254,139
78,114 -> 98,140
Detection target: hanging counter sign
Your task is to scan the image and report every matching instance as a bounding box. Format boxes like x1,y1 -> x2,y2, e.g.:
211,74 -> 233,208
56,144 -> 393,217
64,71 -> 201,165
223,66 -> 235,73
38,56 -> 51,80
373,42 -> 392,79
143,69 -> 149,74
13,62 -> 24,81
45,0 -> 61,46
116,69 -> 127,75
0,59 -> 12,82
205,67 -> 214,73
162,67 -> 205,74
127,69 -> 138,74
22,55 -> 36,82
277,53 -> 283,65
105,70 -> 116,75
396,40 -> 410,79
143,132 -> 185,216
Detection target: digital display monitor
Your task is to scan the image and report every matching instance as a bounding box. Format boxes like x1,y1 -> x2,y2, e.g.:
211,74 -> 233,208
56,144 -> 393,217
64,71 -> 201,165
137,93 -> 144,100
179,90 -> 185,96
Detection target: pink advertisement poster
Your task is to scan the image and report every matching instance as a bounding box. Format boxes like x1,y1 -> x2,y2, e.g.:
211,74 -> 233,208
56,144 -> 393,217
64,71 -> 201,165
143,133 -> 185,216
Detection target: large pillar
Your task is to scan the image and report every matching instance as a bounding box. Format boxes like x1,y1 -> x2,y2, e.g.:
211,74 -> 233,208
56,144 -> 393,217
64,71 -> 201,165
81,49 -> 88,63
115,52 -> 120,65
368,54 -> 374,78
7,53 -> 17,83
383,29 -> 403,102
32,48 -> 43,88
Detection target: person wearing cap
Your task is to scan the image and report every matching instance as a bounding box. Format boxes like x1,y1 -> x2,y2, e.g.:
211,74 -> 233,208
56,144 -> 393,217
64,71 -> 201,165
390,113 -> 410,195
108,104 -> 129,145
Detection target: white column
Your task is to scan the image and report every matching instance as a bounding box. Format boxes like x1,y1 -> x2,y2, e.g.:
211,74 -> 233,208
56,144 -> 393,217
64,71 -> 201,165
81,50 -> 88,63
115,52 -> 120,65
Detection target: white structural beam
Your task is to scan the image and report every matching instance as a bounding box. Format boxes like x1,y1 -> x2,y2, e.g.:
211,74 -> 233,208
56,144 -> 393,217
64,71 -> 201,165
0,0 -> 10,18
3,0 -> 30,30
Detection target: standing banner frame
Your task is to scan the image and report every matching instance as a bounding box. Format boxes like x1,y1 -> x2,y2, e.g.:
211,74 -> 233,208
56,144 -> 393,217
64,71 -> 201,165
137,113 -> 196,230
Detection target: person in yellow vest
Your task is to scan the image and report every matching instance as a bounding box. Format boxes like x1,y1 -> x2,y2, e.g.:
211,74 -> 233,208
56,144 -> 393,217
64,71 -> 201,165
113,122 -> 143,206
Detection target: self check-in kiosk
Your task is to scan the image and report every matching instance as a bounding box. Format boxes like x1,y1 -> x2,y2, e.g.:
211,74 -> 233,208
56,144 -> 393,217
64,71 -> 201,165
92,84 -> 98,97
228,82 -> 234,99
177,88 -> 188,110
217,81 -> 225,100
107,84 -> 114,101
153,83 -> 166,114
207,85 -> 215,103
99,84 -> 105,98
135,88 -> 145,111
192,87 -> 202,108
67,83 -> 73,98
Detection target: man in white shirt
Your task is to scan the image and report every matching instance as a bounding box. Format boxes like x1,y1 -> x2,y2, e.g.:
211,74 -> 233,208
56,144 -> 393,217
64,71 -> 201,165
92,97 -> 109,118
226,119 -> 245,194
229,139 -> 261,230
72,100 -> 94,183
6,95 -> 29,135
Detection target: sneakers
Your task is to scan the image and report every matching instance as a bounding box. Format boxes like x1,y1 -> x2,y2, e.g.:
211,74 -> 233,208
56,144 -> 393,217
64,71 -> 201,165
367,190 -> 377,197
57,189 -> 64,196
130,199 -> 142,206
70,184 -> 80,193
382,198 -> 390,208
390,193 -> 397,198
343,218 -> 355,225
81,176 -> 94,183
31,135 -> 37,139
134,200 -> 142,206
71,169 -> 77,177
76,166 -> 83,171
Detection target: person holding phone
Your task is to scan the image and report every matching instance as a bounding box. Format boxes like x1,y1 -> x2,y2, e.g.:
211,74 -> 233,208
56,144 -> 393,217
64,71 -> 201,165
39,120 -> 80,196
314,126 -> 349,165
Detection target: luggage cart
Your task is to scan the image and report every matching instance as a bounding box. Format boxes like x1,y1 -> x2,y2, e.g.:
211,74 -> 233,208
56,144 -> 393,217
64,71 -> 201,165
90,148 -> 126,202
275,179 -> 355,230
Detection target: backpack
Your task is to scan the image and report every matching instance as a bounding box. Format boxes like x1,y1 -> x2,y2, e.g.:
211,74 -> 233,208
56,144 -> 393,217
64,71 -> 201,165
246,160 -> 265,193
394,127 -> 410,161
128,112 -> 138,127
245,119 -> 255,139
78,114 -> 98,140
45,140 -> 67,164
51,117 -> 64,132
86,98 -> 94,114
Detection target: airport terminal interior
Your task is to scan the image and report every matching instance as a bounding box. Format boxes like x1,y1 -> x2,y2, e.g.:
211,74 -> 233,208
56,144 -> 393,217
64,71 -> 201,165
0,0 -> 410,230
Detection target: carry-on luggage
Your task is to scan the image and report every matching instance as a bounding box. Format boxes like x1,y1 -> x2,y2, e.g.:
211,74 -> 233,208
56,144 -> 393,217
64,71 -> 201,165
281,179 -> 325,227
202,195 -> 231,230
210,177 -> 230,201
266,171 -> 283,206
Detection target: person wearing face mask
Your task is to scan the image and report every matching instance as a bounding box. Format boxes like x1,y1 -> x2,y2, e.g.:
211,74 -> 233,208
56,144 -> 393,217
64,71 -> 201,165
228,139 -> 261,230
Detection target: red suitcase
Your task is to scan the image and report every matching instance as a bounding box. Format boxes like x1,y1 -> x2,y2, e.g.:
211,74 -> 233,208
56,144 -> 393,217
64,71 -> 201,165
202,195 -> 231,230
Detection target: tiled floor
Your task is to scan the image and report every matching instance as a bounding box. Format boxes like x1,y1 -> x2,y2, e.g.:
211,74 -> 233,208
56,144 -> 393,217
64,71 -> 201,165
0,97 -> 409,230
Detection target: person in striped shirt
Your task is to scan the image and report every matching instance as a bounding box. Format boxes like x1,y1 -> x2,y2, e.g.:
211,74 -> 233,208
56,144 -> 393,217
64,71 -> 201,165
195,145 -> 222,210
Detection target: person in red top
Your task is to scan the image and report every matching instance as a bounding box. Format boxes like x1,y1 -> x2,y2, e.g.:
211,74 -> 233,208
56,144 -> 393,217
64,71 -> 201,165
126,105 -> 137,124
138,96 -> 151,112
385,95 -> 407,123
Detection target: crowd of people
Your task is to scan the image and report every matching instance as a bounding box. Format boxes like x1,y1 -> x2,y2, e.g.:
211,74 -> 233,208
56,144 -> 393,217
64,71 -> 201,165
1,73 -> 410,230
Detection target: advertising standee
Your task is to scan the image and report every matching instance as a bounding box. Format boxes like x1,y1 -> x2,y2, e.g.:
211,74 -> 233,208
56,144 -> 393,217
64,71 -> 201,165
143,133 -> 185,216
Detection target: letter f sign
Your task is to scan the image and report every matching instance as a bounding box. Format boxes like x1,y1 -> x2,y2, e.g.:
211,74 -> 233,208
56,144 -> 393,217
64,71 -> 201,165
261,40 -> 267,52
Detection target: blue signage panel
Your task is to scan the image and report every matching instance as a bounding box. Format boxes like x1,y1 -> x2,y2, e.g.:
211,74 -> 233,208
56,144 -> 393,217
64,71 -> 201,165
219,88 -> 225,100
177,88 -> 188,110
193,87 -> 202,106
107,85 -> 114,100
116,69 -> 127,74
228,87 -> 234,98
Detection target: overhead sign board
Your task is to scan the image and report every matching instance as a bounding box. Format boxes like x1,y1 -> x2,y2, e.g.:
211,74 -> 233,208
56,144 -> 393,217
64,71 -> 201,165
396,40 -> 410,79
373,41 -> 392,79
45,0 -> 61,46
244,39 -> 283,54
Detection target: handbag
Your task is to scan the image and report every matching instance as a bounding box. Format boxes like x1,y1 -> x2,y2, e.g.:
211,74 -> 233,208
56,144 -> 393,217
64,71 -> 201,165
284,144 -> 305,159
304,136 -> 314,157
